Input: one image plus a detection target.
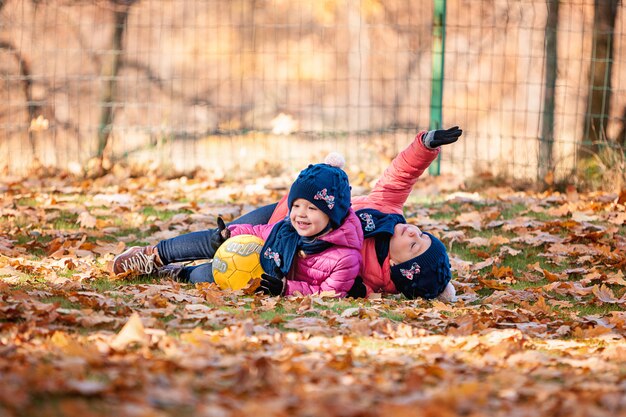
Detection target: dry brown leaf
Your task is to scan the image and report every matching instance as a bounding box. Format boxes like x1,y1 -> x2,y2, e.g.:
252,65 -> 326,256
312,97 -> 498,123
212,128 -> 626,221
604,270 -> 626,286
110,312 -> 148,350
592,284 -> 620,304
542,269 -> 564,282
77,211 -> 97,228
492,265 -> 513,279
471,257 -> 495,271
478,277 -> 508,290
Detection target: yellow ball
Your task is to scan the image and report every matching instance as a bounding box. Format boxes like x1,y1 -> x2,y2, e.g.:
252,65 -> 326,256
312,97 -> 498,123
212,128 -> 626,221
212,234 -> 265,290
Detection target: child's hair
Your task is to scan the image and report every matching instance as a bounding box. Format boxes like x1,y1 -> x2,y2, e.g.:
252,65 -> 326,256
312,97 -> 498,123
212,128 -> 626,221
389,232 -> 452,299
287,157 -> 351,229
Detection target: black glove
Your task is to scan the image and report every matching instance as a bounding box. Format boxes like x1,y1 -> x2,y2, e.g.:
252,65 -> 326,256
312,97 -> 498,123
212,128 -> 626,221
347,276 -> 367,298
258,266 -> 286,296
209,217 -> 231,255
423,126 -> 462,149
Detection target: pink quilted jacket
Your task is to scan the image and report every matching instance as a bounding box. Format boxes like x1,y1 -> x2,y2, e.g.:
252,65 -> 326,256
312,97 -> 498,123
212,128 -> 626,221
268,132 -> 439,295
228,209 -> 363,297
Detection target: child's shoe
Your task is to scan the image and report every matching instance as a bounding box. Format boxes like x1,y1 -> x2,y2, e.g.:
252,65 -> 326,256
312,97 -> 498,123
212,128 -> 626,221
112,246 -> 162,275
157,264 -> 187,282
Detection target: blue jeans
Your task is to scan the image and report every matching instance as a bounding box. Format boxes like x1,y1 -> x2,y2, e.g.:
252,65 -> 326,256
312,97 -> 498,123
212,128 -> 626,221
156,203 -> 278,283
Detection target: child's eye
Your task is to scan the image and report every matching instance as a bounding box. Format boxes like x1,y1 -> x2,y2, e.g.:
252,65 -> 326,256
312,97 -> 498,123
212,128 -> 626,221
308,205 -> 318,211
411,242 -> 416,249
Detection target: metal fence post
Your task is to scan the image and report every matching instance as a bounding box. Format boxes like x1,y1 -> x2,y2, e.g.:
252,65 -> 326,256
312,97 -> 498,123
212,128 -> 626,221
428,0 -> 446,176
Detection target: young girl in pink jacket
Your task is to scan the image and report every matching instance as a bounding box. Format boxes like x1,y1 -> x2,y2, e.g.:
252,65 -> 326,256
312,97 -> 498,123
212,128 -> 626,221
267,127 -> 461,301
113,160 -> 363,297
226,161 -> 363,296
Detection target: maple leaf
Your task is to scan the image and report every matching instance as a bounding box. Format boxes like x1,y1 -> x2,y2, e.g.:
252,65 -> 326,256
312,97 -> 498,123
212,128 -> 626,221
604,270 -> 626,286
77,211 -> 97,228
455,211 -> 483,230
478,277 -> 508,290
491,265 -> 513,279
542,269 -> 564,282
592,285 -> 620,304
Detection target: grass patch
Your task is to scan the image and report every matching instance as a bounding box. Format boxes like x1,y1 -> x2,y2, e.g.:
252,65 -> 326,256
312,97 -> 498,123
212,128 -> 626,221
258,305 -> 287,322
52,211 -> 80,231
16,197 -> 38,206
40,296 -> 83,310
57,269 -> 78,279
380,310 -> 405,322
87,275 -> 159,292
571,302 -> 624,316
141,207 -> 193,222
498,203 -> 529,219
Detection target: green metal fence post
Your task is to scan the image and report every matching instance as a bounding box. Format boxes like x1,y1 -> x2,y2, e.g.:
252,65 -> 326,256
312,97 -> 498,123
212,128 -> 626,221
428,0 -> 446,176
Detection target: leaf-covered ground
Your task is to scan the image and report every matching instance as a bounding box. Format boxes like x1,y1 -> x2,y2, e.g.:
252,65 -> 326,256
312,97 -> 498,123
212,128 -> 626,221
1,173 -> 625,417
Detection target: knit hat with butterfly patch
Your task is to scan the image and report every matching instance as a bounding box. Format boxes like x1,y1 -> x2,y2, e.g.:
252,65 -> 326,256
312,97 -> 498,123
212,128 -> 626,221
389,232 -> 451,299
287,154 -> 351,229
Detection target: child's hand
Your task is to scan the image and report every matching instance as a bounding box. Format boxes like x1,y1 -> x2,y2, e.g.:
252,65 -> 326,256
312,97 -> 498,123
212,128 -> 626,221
423,126 -> 462,149
258,266 -> 286,296
347,276 -> 367,298
209,217 -> 231,253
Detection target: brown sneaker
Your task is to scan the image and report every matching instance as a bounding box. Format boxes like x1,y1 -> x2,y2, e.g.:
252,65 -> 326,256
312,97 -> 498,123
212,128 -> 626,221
112,246 -> 163,275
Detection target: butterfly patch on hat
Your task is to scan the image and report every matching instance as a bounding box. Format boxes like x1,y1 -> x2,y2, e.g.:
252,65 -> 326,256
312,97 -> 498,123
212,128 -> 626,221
314,188 -> 335,210
400,262 -> 421,280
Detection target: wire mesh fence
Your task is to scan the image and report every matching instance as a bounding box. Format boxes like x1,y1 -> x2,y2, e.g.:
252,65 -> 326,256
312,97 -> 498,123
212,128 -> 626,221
1,0 -> 625,184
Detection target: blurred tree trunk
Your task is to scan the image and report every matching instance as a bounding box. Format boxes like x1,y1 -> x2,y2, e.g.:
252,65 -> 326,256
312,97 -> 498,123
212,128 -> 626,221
0,41 -> 36,156
538,0 -> 559,186
580,0 -> 619,158
96,1 -> 135,161
617,105 -> 626,147
346,1 -> 371,132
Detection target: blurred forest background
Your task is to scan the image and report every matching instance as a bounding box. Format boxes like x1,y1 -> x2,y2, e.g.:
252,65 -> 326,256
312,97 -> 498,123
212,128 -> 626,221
0,0 -> 625,188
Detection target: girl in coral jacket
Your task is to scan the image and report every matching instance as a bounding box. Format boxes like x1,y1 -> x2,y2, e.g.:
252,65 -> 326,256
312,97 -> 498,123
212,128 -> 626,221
266,127 -> 462,301
114,160 -> 363,297
113,127 -> 460,300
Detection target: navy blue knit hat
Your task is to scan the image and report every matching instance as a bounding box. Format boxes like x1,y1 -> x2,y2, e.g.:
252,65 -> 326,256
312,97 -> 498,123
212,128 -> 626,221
390,232 -> 452,300
288,162 -> 351,229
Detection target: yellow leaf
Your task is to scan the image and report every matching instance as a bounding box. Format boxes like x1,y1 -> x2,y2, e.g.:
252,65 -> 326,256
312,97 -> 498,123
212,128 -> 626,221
51,331 -> 71,348
111,312 -> 147,350
29,115 -> 49,132
180,328 -> 208,346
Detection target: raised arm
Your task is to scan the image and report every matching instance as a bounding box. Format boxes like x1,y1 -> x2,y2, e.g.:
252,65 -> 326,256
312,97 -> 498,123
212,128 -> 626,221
366,132 -> 439,213
366,127 -> 462,213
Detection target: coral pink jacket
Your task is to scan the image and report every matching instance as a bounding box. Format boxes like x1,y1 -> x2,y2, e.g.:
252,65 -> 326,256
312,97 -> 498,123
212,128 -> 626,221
268,132 -> 439,295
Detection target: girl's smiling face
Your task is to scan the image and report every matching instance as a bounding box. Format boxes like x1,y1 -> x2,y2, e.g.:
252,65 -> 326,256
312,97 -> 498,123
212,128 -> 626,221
389,223 -> 432,265
289,198 -> 330,237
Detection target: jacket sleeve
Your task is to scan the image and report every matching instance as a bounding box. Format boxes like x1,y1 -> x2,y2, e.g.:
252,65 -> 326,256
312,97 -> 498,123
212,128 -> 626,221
227,223 -> 273,240
284,252 -> 361,297
366,131 -> 440,213
268,195 -> 289,224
